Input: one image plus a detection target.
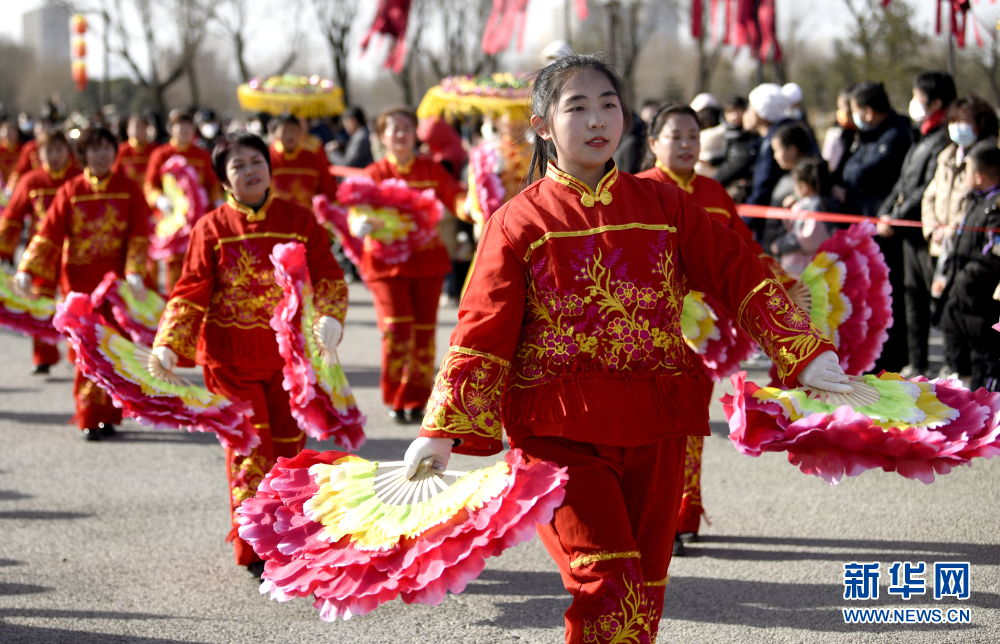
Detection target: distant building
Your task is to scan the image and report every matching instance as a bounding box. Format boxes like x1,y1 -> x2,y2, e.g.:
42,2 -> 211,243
23,3 -> 71,65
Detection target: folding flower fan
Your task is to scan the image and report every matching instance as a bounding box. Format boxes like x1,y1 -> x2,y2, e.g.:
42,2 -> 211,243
237,448 -> 568,621
466,143 -> 504,224
151,156 -> 209,260
798,221 -> 891,375
91,272 -> 165,347
681,290 -> 757,382
54,292 -> 260,455
270,242 -> 366,450
723,370 -> 1000,484
0,273 -> 59,342
312,195 -> 364,272
335,177 -> 443,265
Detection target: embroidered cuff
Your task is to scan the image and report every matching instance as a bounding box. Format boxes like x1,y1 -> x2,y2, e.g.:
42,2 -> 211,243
125,236 -> 150,277
419,346 -> 510,456
737,278 -> 834,385
0,218 -> 22,260
313,277 -> 349,324
18,236 -> 60,283
153,297 -> 206,363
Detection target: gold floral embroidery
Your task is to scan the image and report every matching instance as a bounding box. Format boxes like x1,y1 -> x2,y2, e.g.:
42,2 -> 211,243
514,232 -> 690,388
230,450 -> 269,506
737,278 -> 829,380
313,277 -> 349,323
19,236 -> 60,282
154,298 -> 206,361
570,550 -> 641,569
681,435 -> 704,512
208,245 -> 282,330
125,236 -> 150,276
68,202 -> 128,264
422,347 -> 510,442
382,324 -> 413,384
580,560 -> 653,644
0,218 -> 20,257
407,328 -> 437,390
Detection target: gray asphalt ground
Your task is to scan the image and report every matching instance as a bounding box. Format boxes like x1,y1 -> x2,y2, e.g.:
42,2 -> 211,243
0,282 -> 997,643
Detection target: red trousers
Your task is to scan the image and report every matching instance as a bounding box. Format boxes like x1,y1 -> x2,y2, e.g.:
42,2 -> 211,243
71,361 -> 122,430
33,338 -> 59,366
516,434 -> 687,644
203,363 -> 306,566
677,436 -> 706,535
368,275 -> 444,411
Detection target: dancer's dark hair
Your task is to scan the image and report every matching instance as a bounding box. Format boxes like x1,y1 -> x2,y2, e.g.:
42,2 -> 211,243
639,102 -> 699,172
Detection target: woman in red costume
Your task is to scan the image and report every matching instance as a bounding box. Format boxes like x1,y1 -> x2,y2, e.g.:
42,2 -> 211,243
113,114 -> 160,186
402,56 -> 852,644
16,128 -> 150,439
268,114 -> 338,210
0,118 -> 23,184
0,129 -> 82,374
148,131 -> 348,574
144,109 -> 225,293
360,108 -> 464,424
635,103 -> 766,553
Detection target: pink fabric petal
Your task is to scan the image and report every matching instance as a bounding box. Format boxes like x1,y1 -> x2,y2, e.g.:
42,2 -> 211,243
696,294 -> 757,382
150,156 -> 209,259
90,271 -> 163,346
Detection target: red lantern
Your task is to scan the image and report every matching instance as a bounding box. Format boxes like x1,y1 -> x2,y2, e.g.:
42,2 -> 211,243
73,38 -> 86,58
72,14 -> 88,35
72,61 -> 88,91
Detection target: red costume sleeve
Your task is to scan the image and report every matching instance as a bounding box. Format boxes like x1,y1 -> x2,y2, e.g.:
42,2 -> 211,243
304,215 -> 348,324
144,147 -> 166,205
671,192 -> 834,385
153,218 -> 213,365
0,178 -> 32,259
418,215 -> 523,455
430,161 -> 467,217
18,185 -> 69,284
124,180 -> 152,276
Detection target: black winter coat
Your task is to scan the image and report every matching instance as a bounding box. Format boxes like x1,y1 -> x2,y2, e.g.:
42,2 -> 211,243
878,124 -> 952,241
940,192 -> 1000,321
842,111 -> 912,217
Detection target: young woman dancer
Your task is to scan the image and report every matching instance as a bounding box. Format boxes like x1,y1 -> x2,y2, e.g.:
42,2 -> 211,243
401,55 -> 850,643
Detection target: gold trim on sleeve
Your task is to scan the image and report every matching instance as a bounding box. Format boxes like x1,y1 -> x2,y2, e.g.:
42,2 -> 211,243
569,550 -> 642,569
644,576 -> 670,587
125,236 -> 150,276
449,345 -> 512,368
737,278 -> 771,323
18,236 -> 60,282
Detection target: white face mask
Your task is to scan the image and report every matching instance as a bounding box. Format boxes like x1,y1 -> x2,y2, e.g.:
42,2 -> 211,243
909,98 -> 927,123
200,123 -> 219,140
949,122 -> 977,149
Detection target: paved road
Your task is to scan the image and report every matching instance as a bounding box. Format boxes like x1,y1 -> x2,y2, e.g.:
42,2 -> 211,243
0,283 -> 997,643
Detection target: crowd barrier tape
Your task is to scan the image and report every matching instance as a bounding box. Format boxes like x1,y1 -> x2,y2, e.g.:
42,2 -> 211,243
736,203 -> 1000,235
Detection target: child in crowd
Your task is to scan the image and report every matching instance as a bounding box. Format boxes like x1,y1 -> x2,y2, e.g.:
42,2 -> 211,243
771,158 -> 835,277
932,143 -> 1000,390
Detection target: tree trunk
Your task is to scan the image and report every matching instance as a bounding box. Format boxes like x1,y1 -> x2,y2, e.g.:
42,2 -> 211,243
187,61 -> 200,107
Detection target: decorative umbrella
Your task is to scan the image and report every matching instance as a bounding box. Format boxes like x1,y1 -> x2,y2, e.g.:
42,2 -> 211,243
54,292 -> 260,455
0,273 -> 59,342
151,156 -> 209,261
416,73 -> 532,121
238,75 -> 346,118
270,242 -> 366,450
237,448 -> 568,621
723,370 -> 1000,484
335,177 -> 442,265
91,272 -> 165,347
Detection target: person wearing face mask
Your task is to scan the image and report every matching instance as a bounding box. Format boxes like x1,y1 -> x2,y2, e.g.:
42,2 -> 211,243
148,131 -> 348,573
871,72 -> 957,379
0,129 -> 82,374
144,109 -> 225,293
821,87 -> 858,200
15,127 -> 151,440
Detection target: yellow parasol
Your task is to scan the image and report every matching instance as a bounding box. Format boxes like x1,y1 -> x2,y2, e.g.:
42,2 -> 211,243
416,73 -> 532,121
238,74 -> 346,118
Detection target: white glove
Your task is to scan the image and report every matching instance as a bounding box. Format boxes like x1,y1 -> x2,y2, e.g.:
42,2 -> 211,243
14,271 -> 32,294
403,436 -> 454,480
125,273 -> 146,299
151,345 -> 178,372
349,216 -> 375,238
797,350 -> 852,393
317,315 -> 343,349
155,195 -> 174,214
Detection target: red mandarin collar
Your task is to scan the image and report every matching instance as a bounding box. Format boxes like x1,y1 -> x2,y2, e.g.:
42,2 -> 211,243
545,161 -> 618,207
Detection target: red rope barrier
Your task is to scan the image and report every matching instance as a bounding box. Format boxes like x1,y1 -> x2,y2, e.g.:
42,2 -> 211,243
736,203 -> 1000,234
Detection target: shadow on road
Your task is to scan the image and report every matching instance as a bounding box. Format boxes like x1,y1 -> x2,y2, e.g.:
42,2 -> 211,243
0,489 -> 33,501
0,559 -> 21,567
0,582 -> 52,595
690,535 -> 1000,566
0,510 -> 92,520
0,624 -> 203,644
111,430 -> 222,446
464,569 -> 566,597
0,387 -> 41,394
341,367 -> 381,388
0,411 -> 73,425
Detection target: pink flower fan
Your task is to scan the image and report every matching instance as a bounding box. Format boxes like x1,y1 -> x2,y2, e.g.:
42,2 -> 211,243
53,292 -> 259,455
335,176 -> 443,265
151,155 -> 209,260
91,272 -> 166,347
0,273 -> 60,343
312,195 -> 364,272
236,448 -> 568,621
723,370 -> 1000,484
799,221 -> 891,375
467,142 -> 505,224
681,291 -> 756,382
270,242 -> 366,450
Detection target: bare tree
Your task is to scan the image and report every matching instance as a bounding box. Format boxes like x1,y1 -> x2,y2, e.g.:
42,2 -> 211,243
215,0 -> 304,83
312,0 -> 359,105
970,10 -> 1000,106
601,0 -> 664,97
390,0 -> 429,107
416,0 -> 496,79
